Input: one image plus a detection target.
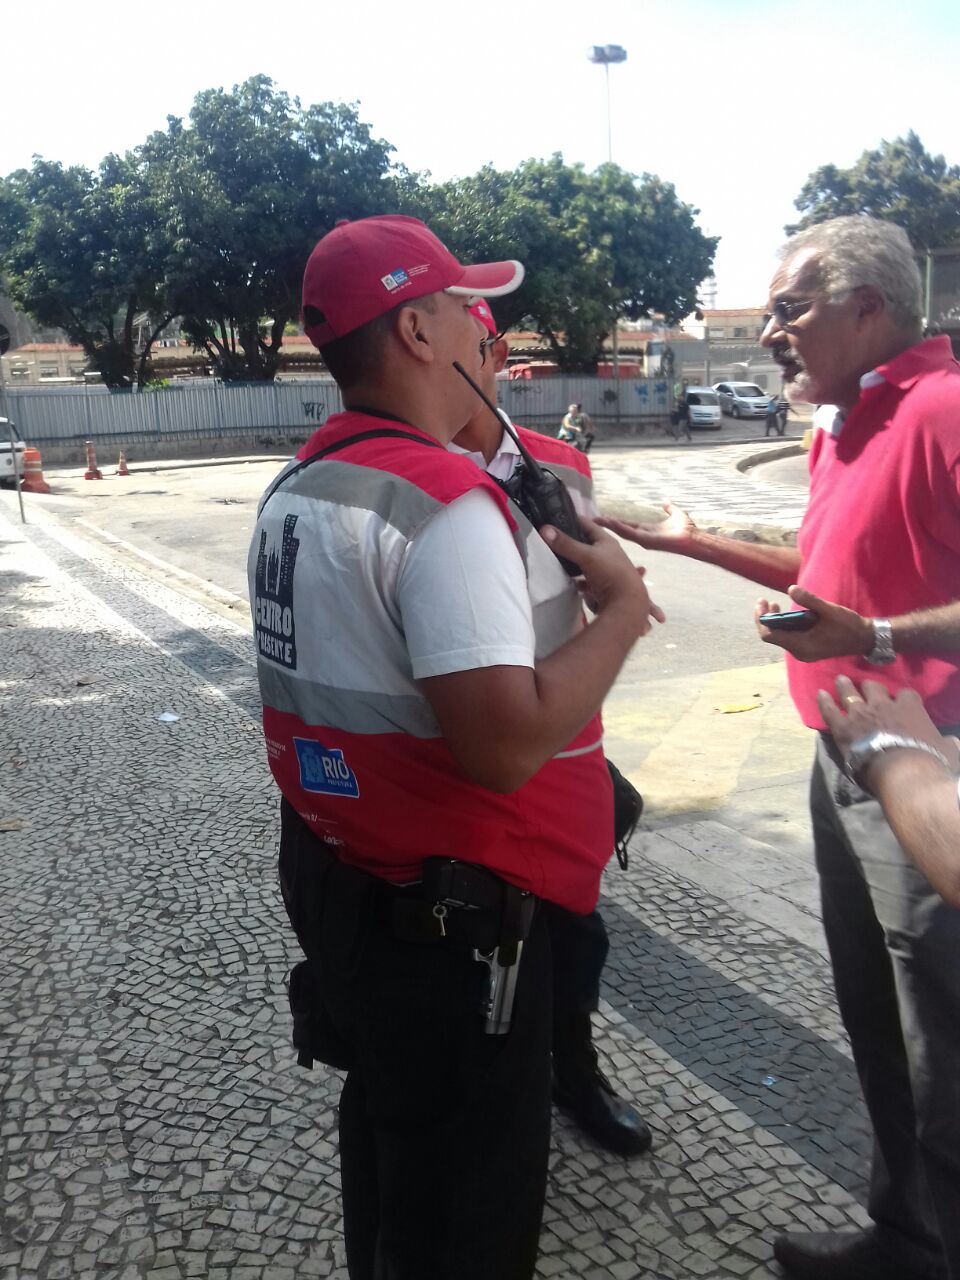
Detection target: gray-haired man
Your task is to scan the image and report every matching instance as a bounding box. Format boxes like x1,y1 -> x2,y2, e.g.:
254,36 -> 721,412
602,216 -> 960,1280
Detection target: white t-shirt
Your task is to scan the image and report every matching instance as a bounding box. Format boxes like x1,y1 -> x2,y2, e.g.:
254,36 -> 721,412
399,487 -> 537,679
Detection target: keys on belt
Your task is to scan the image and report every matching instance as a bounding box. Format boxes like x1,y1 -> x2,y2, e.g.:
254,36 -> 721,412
415,858 -> 536,1037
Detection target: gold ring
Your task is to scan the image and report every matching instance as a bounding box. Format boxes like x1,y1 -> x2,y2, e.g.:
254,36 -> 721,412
844,694 -> 862,706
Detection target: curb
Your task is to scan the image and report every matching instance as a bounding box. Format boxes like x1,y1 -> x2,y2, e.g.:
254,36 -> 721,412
44,453 -> 290,478
41,437 -> 812,476
735,443 -> 806,474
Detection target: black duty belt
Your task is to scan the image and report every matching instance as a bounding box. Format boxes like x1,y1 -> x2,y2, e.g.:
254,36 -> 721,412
388,857 -> 537,954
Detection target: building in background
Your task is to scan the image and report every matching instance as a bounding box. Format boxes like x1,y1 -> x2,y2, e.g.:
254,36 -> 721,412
0,342 -> 89,386
925,247 -> 960,354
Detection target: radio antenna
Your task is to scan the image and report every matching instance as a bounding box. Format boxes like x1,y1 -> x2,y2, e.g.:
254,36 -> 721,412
452,361 -> 545,479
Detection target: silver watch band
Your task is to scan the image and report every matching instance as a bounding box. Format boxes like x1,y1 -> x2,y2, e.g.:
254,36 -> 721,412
866,618 -> 895,665
845,731 -> 950,788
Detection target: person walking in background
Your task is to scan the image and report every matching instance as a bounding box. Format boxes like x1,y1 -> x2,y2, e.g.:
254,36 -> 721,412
764,393 -> 782,437
673,389 -> 692,441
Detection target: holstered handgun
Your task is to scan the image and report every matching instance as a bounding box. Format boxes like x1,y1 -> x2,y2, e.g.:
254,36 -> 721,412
472,878 -> 536,1035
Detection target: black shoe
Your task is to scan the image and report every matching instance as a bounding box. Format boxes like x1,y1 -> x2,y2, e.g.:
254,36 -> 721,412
552,1070 -> 653,1157
773,1228 -> 948,1279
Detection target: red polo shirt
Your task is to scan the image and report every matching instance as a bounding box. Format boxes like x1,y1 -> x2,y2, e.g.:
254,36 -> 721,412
790,335 -> 960,729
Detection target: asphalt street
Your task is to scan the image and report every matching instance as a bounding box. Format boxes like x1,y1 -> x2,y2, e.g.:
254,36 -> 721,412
6,443 -> 817,847
19,444 -> 808,680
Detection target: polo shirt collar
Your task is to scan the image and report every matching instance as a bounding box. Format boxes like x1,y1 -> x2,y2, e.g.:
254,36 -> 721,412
448,422 -> 521,480
871,333 -> 955,391
816,335 -> 955,437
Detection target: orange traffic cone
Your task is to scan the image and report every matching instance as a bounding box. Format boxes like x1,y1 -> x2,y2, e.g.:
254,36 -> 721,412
83,440 -> 102,481
20,448 -> 51,494
116,450 -> 130,477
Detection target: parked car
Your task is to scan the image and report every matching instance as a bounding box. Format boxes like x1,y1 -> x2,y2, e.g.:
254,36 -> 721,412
0,418 -> 26,488
713,382 -> 771,418
683,387 -> 722,429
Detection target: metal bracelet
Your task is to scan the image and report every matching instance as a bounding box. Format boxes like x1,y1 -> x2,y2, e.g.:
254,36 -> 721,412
845,731 -> 951,789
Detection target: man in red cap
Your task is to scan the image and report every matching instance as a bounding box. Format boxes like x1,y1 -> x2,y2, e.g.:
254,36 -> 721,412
248,215 -> 663,1280
452,300 -> 653,1159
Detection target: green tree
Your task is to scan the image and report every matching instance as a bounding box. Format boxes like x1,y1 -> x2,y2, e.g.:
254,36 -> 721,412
144,75 -> 399,380
415,156 -> 716,371
0,154 -> 169,387
790,132 -> 960,251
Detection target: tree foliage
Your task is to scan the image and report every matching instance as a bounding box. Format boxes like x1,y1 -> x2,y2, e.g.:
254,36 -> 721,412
790,131 -> 960,252
417,156 -> 717,371
143,75 -> 399,380
0,79 -> 717,382
0,154 -> 168,386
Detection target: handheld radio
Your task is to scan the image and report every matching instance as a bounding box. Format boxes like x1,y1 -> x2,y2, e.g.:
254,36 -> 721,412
453,362 -> 590,576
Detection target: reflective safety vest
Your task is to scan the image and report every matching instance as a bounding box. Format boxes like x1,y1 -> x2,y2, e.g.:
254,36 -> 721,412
250,410 -> 613,914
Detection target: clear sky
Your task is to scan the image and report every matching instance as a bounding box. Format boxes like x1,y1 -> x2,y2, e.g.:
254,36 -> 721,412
3,0 -> 956,309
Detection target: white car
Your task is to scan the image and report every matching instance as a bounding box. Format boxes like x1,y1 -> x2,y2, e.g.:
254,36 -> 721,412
0,418 -> 26,487
683,387 -> 722,429
713,381 -> 771,419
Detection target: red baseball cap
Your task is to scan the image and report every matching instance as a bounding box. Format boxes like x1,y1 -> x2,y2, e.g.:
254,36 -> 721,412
469,299 -> 498,336
302,215 -> 524,347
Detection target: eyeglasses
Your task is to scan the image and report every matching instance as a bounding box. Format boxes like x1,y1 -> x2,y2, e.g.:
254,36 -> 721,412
762,298 -> 816,330
479,335 -> 498,366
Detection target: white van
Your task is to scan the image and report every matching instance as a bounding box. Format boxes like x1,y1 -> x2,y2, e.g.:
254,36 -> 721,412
0,418 -> 26,487
683,387 -> 722,429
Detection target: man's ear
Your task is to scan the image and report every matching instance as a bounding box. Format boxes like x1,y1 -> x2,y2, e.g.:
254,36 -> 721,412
393,304 -> 435,365
854,285 -> 885,323
491,337 -> 510,374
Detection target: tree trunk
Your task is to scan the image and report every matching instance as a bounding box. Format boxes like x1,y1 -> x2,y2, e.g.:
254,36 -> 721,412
137,314 -> 176,387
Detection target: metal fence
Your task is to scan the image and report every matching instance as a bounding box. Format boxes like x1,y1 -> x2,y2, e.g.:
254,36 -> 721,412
0,380 -> 342,447
0,374 -> 673,448
499,375 -> 670,424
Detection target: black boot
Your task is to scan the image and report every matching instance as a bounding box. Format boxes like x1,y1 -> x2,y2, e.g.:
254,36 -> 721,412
552,1017 -> 652,1157
773,1228 -> 948,1279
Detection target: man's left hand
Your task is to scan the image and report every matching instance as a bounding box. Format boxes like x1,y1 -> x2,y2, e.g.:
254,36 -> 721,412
755,585 -> 873,662
818,675 -> 960,774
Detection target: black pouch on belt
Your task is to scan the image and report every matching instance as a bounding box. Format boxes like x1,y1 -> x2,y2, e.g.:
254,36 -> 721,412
607,759 -> 644,870
287,959 -> 353,1072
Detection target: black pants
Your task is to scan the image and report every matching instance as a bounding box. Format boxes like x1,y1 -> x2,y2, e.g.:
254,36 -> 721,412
811,738 -> 960,1278
544,902 -> 610,1087
279,802 -> 553,1280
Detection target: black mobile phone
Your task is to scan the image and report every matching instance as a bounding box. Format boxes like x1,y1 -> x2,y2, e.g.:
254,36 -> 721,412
758,609 -> 818,632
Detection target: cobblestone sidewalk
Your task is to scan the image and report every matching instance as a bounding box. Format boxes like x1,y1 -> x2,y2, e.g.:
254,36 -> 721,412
591,445 -> 808,531
0,503 -> 869,1280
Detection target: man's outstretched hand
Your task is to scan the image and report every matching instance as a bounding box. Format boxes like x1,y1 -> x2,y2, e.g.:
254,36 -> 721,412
596,502 -> 696,553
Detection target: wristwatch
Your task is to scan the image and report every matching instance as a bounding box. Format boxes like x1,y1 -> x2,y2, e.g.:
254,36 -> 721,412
865,618 -> 895,665
844,730 -> 950,788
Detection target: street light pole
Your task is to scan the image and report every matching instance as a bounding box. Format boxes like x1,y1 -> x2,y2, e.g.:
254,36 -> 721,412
603,61 -> 613,163
589,44 -> 626,162
589,45 -> 627,417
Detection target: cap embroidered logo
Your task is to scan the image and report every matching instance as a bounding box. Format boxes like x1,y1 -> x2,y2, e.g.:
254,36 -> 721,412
301,215 -> 524,346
